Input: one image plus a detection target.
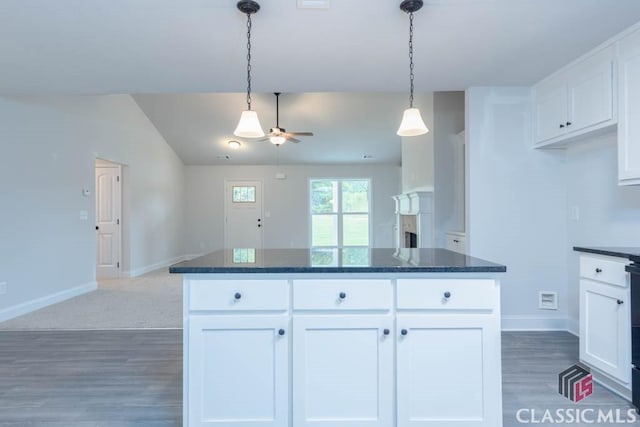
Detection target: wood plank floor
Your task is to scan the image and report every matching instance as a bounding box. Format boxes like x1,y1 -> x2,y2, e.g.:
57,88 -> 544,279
0,330 -> 638,426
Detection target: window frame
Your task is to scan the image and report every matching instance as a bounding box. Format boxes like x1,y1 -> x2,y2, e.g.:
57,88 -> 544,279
308,178 -> 372,265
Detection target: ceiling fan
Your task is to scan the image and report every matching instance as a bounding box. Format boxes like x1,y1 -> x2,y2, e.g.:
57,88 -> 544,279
259,92 -> 313,146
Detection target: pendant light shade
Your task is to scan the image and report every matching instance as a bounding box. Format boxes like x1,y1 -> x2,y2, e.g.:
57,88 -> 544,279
234,110 -> 264,138
397,107 -> 428,136
397,0 -> 429,137
234,0 -> 265,138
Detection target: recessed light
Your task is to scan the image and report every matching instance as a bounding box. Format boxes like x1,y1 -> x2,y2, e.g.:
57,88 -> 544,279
228,140 -> 241,150
297,0 -> 329,9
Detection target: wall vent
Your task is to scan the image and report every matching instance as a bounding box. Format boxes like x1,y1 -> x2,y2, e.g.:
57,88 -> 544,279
539,291 -> 558,310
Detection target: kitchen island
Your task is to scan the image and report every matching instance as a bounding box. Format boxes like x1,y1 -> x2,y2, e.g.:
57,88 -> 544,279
170,248 -> 507,427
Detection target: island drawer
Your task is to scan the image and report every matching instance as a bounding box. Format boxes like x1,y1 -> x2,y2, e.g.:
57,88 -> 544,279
397,279 -> 497,310
579,254 -> 628,287
188,279 -> 289,311
293,279 -> 392,311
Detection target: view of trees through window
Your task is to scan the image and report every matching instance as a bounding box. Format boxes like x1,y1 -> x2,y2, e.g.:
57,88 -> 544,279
310,179 -> 370,266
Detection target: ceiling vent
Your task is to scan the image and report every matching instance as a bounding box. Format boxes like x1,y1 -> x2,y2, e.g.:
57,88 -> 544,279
297,0 -> 330,9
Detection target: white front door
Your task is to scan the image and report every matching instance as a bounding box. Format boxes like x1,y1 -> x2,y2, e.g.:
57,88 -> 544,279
225,180 -> 263,249
95,164 -> 121,279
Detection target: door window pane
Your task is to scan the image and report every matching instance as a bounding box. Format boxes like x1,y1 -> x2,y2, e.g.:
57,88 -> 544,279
343,215 -> 369,246
312,215 -> 338,246
232,248 -> 256,264
232,186 -> 256,203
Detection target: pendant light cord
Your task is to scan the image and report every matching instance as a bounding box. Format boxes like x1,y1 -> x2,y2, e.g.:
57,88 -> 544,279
408,11 -> 415,108
246,12 -> 253,111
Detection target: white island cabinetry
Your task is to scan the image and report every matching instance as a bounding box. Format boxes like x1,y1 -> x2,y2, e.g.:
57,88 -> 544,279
182,274 -> 503,427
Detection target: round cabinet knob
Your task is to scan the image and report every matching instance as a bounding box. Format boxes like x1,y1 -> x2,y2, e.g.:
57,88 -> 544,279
339,292 -> 346,300
234,292 -> 242,300
443,291 -> 451,299
617,300 -> 624,305
383,329 -> 390,336
595,268 -> 603,273
278,329 -> 285,336
401,329 -> 408,336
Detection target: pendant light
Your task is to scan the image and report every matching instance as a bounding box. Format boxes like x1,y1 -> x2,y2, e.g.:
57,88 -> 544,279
234,0 -> 265,138
397,0 -> 429,137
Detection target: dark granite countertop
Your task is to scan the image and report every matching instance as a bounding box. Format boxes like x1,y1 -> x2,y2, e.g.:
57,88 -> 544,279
573,246 -> 640,261
169,248 -> 506,274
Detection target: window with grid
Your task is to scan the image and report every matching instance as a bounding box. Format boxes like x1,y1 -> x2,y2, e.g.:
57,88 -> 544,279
310,179 -> 370,267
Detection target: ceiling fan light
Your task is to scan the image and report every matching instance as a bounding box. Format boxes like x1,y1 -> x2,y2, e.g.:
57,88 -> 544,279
270,135 -> 286,145
234,110 -> 265,138
397,108 -> 429,136
228,140 -> 241,149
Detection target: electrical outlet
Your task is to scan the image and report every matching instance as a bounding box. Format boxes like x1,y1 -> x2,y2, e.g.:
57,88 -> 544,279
539,291 -> 558,310
570,206 -> 580,221
0,282 -> 7,295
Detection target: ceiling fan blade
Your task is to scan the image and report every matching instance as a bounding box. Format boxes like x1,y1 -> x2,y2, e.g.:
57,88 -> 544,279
287,132 -> 314,136
287,137 -> 301,143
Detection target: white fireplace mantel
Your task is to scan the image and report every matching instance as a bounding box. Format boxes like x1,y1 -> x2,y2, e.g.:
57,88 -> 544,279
392,191 -> 434,248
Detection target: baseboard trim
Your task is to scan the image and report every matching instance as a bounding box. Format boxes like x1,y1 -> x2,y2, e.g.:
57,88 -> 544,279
125,255 -> 187,277
566,317 -> 579,337
501,315 -> 570,331
0,281 -> 97,323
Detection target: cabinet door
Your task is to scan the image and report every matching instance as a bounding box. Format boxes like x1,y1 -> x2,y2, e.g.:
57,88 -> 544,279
292,315 -> 393,427
567,46 -> 614,133
618,29 -> 640,185
397,315 -> 502,427
188,316 -> 289,427
534,79 -> 567,143
580,279 -> 631,384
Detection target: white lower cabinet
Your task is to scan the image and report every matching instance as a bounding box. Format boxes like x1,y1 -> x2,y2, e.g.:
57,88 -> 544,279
397,315 -> 502,427
184,277 -> 503,427
580,279 -> 631,384
188,315 -> 289,427
292,315 -> 394,427
578,253 -> 632,398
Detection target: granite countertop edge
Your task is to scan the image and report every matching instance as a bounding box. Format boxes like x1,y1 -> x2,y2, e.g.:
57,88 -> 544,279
573,246 -> 640,260
169,265 -> 507,274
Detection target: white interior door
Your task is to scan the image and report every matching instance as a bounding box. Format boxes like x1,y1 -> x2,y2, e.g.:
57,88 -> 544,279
95,164 -> 121,279
225,180 -> 263,249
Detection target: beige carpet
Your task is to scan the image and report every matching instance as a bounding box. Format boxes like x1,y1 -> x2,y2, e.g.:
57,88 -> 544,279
0,269 -> 182,330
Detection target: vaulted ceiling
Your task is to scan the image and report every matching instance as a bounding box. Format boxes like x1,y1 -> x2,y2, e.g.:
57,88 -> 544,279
3,0 -> 640,165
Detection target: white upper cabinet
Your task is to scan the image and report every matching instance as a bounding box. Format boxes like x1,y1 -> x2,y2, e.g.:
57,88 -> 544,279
534,45 -> 615,147
618,28 -> 640,186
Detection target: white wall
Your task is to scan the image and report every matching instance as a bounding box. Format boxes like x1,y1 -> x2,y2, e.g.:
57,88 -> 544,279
0,95 -> 184,321
565,131 -> 640,331
466,87 -> 569,330
401,93 -> 434,193
183,164 -> 401,255
433,92 -> 465,247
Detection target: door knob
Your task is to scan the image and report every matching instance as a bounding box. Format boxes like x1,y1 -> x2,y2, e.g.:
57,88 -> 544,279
95,226 -> 99,231
617,300 -> 624,305
595,268 -> 602,273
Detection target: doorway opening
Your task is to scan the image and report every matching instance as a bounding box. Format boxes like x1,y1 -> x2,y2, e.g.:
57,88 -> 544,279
95,159 -> 123,279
